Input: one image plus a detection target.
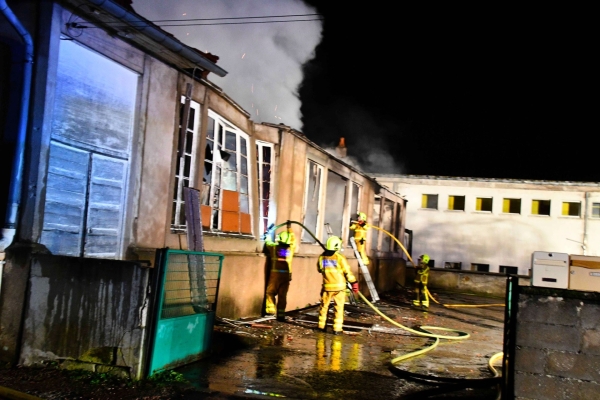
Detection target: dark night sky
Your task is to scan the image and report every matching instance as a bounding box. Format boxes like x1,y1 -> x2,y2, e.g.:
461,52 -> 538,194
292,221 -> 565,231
298,4 -> 596,182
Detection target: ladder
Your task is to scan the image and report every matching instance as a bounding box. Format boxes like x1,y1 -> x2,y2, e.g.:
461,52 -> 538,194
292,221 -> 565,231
350,237 -> 380,302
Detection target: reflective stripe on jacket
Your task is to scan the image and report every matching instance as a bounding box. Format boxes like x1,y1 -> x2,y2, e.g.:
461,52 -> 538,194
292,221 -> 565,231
349,222 -> 369,241
318,252 -> 356,292
266,232 -> 296,273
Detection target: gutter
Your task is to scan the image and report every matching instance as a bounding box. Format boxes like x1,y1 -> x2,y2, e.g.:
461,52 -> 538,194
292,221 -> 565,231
1,0 -> 34,246
86,0 -> 227,77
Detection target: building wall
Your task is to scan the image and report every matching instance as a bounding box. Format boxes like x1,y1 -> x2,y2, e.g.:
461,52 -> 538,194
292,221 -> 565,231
372,175 -> 600,276
0,0 -> 407,369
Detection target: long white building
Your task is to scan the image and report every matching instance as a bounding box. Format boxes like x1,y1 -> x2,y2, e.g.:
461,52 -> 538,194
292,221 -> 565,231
371,174 -> 600,275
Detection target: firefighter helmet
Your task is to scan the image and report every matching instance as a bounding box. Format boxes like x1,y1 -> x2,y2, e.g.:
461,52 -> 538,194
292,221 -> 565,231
358,212 -> 367,221
277,231 -> 292,244
326,236 -> 342,251
420,254 -> 430,264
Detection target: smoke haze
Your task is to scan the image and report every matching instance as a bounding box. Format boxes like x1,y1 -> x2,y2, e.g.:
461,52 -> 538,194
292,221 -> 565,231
132,0 -> 321,132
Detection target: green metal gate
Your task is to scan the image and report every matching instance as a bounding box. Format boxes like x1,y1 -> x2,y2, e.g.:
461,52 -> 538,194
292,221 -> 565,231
146,249 -> 224,376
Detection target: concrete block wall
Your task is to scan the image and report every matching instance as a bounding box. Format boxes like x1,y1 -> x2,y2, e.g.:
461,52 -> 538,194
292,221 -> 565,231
514,288 -> 600,399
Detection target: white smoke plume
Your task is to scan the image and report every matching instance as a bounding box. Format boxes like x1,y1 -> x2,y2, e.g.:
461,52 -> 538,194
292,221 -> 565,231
132,0 -> 321,132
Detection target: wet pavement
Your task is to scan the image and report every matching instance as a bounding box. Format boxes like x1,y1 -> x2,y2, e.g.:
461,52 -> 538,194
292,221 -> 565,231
176,288 -> 505,399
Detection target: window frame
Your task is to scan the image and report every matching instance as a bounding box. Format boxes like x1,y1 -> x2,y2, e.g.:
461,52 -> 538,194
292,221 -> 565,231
591,202 -> 600,219
171,96 -> 202,230
302,160 -> 325,243
502,198 -> 522,214
447,195 -> 465,211
421,194 -> 439,210
561,201 -> 581,218
199,109 -> 252,234
256,141 -> 275,236
475,197 -> 493,212
531,199 -> 551,216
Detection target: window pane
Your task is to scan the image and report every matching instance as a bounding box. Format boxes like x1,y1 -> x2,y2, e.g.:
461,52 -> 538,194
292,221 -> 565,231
240,155 -> 248,175
476,197 -> 492,212
240,194 -> 249,213
207,117 -> 215,140
187,107 -> 195,130
262,164 -> 271,182
422,194 -> 438,209
184,155 -> 191,176
224,153 -> 237,172
222,169 -> 237,191
240,136 -> 247,156
262,181 -> 270,199
240,175 -> 248,194
185,131 -> 193,154
532,199 -> 550,215
448,195 -> 465,211
262,146 -> 271,161
562,202 -> 581,217
302,161 -> 321,243
225,131 -> 237,151
593,203 -> 600,218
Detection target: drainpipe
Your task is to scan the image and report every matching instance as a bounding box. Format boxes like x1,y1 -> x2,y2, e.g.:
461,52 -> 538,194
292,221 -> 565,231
1,0 -> 34,246
583,192 -> 589,255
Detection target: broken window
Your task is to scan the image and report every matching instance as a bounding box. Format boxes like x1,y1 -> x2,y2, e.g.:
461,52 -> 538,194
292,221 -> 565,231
323,170 -> 347,243
381,199 -> 394,252
531,199 -> 551,216
475,197 -> 493,212
448,195 -> 465,211
172,97 -> 201,229
370,196 -> 380,251
592,203 -> 600,218
302,161 -> 323,243
562,202 -> 581,217
347,182 -> 361,244
198,110 -> 251,234
41,39 -> 137,259
444,262 -> 462,270
502,198 -> 521,214
421,194 -> 438,209
256,141 -> 274,236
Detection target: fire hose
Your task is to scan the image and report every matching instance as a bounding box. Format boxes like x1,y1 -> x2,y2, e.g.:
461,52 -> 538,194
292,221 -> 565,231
267,220 -> 503,386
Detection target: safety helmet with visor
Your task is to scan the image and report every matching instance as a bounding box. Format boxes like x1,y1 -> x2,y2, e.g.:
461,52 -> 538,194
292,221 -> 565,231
419,254 -> 430,264
326,236 -> 342,252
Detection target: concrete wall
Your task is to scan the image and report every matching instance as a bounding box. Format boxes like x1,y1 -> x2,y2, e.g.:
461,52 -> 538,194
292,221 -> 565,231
373,175 -> 600,276
14,254 -> 148,379
405,267 -> 530,297
513,287 -> 600,399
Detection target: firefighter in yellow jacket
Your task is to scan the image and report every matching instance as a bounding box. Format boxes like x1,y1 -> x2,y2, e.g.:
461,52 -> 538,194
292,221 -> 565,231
413,254 -> 430,308
317,236 -> 358,335
349,212 -> 370,265
265,225 -> 296,321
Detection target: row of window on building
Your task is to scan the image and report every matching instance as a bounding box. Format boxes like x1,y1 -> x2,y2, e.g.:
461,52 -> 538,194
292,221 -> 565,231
421,194 -> 600,218
426,259 -> 520,275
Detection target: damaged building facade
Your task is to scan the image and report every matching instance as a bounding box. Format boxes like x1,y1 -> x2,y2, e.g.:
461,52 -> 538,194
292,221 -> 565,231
0,0 -> 406,372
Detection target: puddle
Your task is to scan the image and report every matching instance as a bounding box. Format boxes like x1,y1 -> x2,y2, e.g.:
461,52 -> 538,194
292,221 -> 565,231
176,291 -> 504,399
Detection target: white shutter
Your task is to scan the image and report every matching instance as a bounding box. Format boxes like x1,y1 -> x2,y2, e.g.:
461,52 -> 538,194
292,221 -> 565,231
84,154 -> 127,258
40,141 -> 88,256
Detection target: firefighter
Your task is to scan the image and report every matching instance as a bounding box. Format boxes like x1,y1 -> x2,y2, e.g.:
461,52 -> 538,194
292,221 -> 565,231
317,236 -> 359,335
413,254 -> 430,308
264,223 -> 297,321
349,212 -> 370,265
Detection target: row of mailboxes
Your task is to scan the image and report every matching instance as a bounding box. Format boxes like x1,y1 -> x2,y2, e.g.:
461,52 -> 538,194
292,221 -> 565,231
531,252 -> 600,292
